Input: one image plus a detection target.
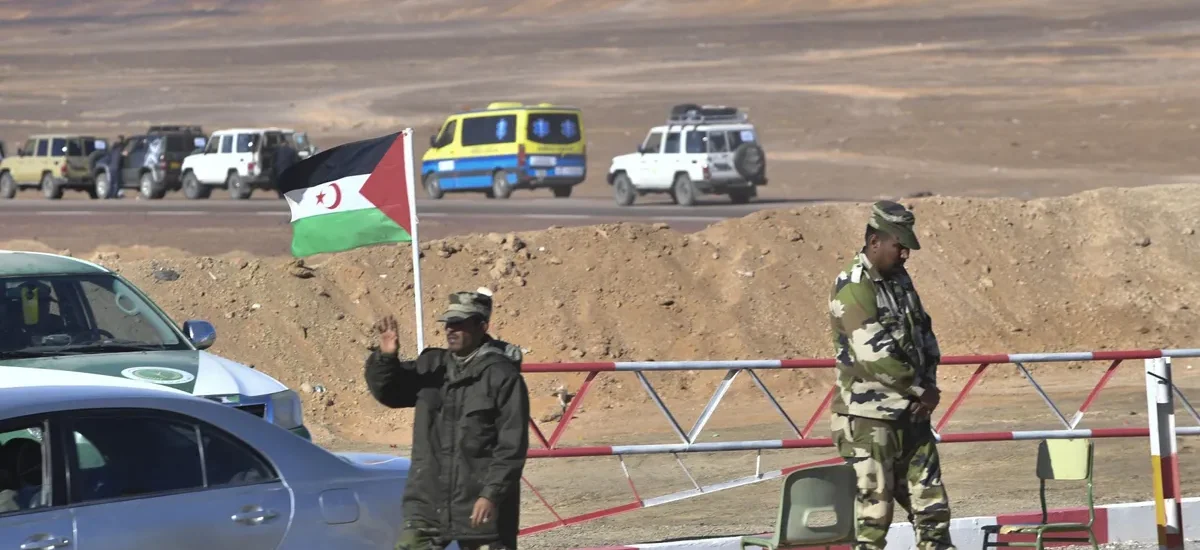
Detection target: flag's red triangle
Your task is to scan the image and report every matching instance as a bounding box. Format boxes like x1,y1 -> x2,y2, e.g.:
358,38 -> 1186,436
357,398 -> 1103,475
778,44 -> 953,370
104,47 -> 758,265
359,132 -> 412,235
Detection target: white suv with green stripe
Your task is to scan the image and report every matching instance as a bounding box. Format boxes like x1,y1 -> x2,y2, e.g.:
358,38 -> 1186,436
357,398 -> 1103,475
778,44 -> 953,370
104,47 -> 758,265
0,250 -> 310,439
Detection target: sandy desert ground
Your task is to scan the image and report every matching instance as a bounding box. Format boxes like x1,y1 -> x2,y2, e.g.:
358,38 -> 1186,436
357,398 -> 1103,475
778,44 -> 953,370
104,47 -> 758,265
3,0 -> 1200,548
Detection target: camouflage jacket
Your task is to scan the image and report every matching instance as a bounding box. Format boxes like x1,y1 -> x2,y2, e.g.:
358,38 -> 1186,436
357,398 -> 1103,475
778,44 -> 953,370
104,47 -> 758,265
828,251 -> 941,421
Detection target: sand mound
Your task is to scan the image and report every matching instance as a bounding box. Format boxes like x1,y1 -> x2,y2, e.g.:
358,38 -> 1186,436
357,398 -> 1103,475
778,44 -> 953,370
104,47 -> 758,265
11,184 -> 1199,446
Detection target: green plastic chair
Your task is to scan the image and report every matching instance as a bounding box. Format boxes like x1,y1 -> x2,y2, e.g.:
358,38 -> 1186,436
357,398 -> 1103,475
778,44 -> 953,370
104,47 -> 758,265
742,462 -> 857,550
980,438 -> 1098,550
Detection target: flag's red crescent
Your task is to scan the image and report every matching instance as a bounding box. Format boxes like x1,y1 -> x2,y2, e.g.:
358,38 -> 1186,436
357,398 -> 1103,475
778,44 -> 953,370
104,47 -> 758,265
326,183 -> 342,209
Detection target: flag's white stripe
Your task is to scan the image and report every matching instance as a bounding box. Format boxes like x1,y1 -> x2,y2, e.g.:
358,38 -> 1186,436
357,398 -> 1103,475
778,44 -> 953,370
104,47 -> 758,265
284,174 -> 374,222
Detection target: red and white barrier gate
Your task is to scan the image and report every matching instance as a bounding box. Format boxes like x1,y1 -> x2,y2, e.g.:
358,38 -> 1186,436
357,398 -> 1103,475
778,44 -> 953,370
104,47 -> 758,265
515,348 -> 1200,542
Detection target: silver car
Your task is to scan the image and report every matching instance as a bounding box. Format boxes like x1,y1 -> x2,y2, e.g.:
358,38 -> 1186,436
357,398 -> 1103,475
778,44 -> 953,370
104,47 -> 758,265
0,383 -> 408,549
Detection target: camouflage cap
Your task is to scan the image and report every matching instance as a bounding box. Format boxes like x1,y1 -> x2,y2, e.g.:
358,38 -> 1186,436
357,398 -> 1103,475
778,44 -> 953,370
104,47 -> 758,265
867,200 -> 921,250
437,287 -> 493,323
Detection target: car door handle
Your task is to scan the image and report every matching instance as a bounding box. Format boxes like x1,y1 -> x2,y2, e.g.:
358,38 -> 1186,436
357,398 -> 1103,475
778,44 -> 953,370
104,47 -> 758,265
231,505 -> 279,526
19,535 -> 71,550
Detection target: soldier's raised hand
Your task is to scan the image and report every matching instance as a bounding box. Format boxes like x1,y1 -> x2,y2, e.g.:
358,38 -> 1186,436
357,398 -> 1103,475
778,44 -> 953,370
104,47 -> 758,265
374,315 -> 399,356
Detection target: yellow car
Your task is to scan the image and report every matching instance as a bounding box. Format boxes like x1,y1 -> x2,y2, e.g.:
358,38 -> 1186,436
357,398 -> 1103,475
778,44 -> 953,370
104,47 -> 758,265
0,134 -> 106,199
421,102 -> 586,199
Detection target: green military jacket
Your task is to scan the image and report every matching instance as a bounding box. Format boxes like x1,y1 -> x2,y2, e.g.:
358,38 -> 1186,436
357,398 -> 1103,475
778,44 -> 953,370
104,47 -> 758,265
828,251 -> 941,421
364,336 -> 529,547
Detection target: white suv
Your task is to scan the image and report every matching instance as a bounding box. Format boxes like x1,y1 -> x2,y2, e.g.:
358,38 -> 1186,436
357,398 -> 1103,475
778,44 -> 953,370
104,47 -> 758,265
179,127 -> 302,199
607,104 -> 767,206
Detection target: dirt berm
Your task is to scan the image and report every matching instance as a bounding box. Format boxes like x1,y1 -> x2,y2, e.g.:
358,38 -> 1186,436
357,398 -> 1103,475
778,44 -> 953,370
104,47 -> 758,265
10,184 -> 1200,447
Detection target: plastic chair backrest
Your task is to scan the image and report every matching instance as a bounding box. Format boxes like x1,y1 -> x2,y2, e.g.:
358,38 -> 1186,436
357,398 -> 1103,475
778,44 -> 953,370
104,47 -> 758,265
777,463 -> 857,545
1036,439 -> 1092,481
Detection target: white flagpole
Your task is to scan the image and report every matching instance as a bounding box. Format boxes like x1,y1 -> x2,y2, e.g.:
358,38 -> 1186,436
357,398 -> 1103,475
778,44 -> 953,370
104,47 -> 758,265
402,128 -> 425,353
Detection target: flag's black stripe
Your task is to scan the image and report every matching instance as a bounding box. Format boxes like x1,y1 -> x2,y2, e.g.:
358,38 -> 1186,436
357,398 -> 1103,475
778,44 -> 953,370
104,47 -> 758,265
278,131 -> 400,194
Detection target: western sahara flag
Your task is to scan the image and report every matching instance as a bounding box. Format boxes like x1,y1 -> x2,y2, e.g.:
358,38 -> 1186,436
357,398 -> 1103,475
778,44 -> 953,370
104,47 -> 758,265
277,130 -> 417,257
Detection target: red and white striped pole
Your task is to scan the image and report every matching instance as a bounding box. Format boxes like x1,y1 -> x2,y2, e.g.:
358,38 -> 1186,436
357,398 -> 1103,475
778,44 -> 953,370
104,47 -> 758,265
1146,356 -> 1185,550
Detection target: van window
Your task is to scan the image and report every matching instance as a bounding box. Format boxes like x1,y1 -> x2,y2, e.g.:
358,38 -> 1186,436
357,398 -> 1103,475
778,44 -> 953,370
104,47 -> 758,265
435,120 -> 457,148
527,112 -> 581,145
51,138 -> 67,157
461,115 -> 517,147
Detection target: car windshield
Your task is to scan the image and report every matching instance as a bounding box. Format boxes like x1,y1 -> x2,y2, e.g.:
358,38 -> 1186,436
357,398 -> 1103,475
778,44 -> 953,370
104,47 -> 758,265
0,274 -> 189,356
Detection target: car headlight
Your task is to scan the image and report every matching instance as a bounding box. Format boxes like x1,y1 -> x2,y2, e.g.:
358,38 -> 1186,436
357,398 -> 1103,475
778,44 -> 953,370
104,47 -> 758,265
270,389 -> 304,431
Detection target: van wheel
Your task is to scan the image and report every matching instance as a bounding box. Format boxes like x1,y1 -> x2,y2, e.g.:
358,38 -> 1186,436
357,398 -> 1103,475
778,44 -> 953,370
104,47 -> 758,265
424,173 -> 444,199
0,172 -> 16,199
613,173 -> 635,206
41,173 -> 62,200
491,170 -> 512,199
182,172 -> 211,200
140,172 -> 165,200
227,172 -> 251,199
671,173 -> 696,206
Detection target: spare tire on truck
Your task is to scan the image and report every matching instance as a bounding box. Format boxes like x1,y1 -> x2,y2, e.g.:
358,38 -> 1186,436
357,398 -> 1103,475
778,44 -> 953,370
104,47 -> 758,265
733,142 -> 766,182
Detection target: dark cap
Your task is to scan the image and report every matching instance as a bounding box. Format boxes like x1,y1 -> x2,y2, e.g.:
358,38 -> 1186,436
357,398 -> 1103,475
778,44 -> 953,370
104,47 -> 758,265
867,200 -> 920,250
437,287 -> 493,323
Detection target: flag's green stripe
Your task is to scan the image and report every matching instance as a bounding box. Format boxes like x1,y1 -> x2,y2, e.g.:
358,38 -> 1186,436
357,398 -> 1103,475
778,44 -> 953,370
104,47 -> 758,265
291,207 -> 412,256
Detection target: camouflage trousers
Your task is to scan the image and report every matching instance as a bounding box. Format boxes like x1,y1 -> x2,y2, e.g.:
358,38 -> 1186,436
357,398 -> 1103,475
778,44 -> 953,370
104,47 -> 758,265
831,413 -> 955,550
395,521 -> 511,550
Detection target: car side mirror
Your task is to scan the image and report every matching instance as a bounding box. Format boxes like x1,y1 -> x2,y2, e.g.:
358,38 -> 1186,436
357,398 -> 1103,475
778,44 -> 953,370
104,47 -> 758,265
429,134 -> 439,148
183,319 -> 217,350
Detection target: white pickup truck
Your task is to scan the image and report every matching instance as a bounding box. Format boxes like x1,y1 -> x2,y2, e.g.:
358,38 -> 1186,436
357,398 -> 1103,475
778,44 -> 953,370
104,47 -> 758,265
607,104 -> 767,206
179,128 -> 314,199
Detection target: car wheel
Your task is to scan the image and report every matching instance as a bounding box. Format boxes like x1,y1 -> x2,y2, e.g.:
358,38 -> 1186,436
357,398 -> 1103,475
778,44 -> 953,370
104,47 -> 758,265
1,172 -> 17,199
491,170 -> 512,199
424,173 -> 444,199
41,173 -> 62,200
182,172 -> 211,200
613,173 -> 635,206
227,172 -> 251,199
95,172 -> 113,199
140,172 -> 165,200
671,173 -> 696,207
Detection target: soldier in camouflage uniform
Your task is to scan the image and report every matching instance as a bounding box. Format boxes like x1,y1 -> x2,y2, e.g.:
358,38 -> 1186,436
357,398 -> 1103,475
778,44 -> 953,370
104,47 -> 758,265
828,200 -> 955,550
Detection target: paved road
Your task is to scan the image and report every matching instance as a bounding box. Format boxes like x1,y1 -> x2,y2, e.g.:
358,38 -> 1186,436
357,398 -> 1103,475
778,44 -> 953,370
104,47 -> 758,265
0,196 -> 823,256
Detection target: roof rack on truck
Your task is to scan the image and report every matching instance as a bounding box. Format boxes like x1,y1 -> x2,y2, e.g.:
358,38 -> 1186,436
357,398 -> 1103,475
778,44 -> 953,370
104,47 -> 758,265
666,103 -> 748,125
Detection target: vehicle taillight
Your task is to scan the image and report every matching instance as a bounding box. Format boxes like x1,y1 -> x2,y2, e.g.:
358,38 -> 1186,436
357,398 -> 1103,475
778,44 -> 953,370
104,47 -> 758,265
702,164 -> 711,180
248,162 -> 257,174
158,159 -> 167,169
60,164 -> 67,175
517,144 -> 525,168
